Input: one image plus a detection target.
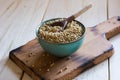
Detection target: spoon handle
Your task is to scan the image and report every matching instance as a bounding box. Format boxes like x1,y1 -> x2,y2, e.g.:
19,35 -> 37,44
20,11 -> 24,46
73,4 -> 92,18
66,4 -> 92,24
62,4 -> 92,30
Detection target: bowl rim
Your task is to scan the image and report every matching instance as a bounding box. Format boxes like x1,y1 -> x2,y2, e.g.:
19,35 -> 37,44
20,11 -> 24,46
36,18 -> 86,45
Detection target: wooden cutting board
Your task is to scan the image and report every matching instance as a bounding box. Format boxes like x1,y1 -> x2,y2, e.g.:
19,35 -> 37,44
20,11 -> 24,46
9,16 -> 120,80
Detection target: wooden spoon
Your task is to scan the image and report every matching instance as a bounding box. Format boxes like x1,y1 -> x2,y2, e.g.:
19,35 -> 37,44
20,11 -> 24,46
51,4 -> 92,31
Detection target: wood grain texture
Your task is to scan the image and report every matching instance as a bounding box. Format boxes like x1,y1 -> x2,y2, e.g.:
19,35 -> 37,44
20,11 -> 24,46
0,0 -> 25,79
9,16 -> 120,80
0,0 -> 50,80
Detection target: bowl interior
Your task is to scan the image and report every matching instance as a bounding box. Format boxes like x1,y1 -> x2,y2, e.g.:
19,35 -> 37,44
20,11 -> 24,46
36,18 -> 86,44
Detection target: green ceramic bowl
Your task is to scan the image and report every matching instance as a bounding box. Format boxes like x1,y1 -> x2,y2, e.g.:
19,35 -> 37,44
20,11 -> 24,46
36,18 -> 85,57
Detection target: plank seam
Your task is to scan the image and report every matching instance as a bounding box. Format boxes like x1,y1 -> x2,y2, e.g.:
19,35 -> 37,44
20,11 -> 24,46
107,0 -> 109,20
0,0 -> 15,17
107,0 -> 111,80
40,0 -> 51,22
108,58 -> 110,80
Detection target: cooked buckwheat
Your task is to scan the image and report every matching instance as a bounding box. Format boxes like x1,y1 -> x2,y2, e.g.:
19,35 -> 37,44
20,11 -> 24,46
39,19 -> 83,43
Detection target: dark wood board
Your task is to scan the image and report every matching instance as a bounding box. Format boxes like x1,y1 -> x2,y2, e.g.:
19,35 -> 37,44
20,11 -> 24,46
9,16 -> 120,80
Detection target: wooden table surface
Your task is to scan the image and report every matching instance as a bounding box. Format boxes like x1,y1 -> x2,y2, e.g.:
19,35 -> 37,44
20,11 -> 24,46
0,0 -> 120,80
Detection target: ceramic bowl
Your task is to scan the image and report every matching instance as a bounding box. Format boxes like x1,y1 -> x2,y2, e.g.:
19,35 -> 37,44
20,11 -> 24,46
36,18 -> 85,57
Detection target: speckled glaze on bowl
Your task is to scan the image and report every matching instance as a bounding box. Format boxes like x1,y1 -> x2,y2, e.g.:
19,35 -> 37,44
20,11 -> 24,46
36,18 -> 85,57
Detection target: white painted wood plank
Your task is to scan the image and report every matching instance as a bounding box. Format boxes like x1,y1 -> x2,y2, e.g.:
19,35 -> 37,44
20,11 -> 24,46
108,0 -> 120,17
10,0 -> 49,79
0,0 -> 18,39
108,0 -> 120,80
0,0 -> 15,17
77,0 -> 108,27
44,0 -> 107,27
11,0 -> 50,49
109,35 -> 120,80
0,0 -> 49,80
0,0 -> 39,79
42,0 -> 108,80
0,0 -> 38,66
0,60 -> 22,80
43,0 -> 83,20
